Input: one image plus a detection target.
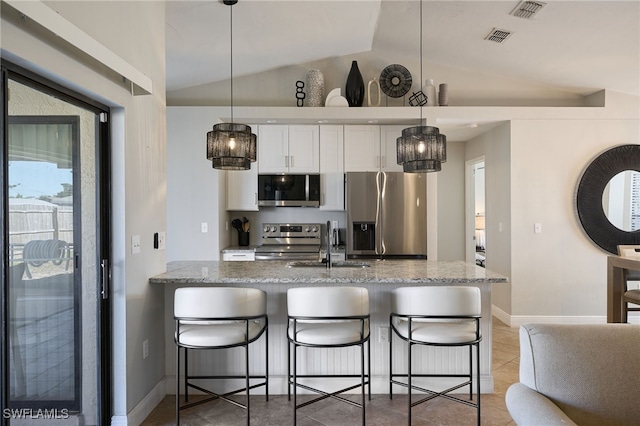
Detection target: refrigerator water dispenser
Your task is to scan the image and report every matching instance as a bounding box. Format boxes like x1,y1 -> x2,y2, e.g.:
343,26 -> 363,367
352,222 -> 376,251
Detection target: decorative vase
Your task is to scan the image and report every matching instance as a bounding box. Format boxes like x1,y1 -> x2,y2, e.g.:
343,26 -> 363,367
367,77 -> 381,107
438,83 -> 449,106
424,79 -> 437,106
345,60 -> 365,107
306,70 -> 324,107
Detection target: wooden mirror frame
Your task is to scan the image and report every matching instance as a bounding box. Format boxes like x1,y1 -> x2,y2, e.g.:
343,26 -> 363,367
576,144 -> 640,254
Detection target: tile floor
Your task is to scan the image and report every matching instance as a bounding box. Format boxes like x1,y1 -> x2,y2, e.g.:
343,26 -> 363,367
142,318 -> 519,425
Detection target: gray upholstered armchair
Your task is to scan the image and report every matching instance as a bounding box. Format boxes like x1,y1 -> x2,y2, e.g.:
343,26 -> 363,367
506,323 -> 640,426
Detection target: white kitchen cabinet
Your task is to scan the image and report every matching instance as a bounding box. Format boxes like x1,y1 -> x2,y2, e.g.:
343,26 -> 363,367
344,125 -> 404,172
226,160 -> 258,211
258,125 -> 319,173
380,125 -> 405,172
344,125 -> 380,172
319,125 -> 344,211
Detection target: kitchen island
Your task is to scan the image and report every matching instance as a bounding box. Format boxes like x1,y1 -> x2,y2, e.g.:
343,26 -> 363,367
150,260 -> 508,395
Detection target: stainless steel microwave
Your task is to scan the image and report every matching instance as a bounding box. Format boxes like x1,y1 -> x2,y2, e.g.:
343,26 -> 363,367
258,174 -> 320,207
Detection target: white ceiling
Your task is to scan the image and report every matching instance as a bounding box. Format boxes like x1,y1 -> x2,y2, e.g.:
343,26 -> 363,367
165,0 -> 640,97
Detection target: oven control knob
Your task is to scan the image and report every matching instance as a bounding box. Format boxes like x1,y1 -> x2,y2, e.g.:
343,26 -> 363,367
270,226 -> 277,232
263,226 -> 270,233
305,226 -> 311,232
311,226 -> 318,232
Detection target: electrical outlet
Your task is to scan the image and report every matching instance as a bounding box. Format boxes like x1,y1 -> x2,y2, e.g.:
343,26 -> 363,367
143,339 -> 149,359
158,232 -> 166,250
201,222 -> 208,233
332,220 -> 339,230
378,326 -> 389,343
131,235 -> 141,254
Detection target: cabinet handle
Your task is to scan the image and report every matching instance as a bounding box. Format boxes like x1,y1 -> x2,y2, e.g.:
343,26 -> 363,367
254,192 -> 257,205
382,155 -> 386,168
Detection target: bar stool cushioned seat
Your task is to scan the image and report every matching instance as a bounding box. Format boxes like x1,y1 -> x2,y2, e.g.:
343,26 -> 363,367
390,286 -> 482,426
287,286 -> 370,426
174,287 -> 268,426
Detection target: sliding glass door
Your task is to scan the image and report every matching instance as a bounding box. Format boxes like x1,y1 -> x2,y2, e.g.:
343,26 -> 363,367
1,65 -> 111,425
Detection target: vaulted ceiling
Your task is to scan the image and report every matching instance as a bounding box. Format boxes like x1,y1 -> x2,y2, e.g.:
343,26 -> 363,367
166,0 -> 640,97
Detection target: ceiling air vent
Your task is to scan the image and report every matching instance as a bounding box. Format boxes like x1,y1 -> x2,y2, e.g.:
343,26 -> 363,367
510,1 -> 547,19
485,28 -> 513,44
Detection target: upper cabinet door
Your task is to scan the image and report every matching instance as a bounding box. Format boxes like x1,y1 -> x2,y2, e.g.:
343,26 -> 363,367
319,125 -> 344,211
344,125 -> 381,172
258,125 -> 289,173
288,125 -> 320,173
258,125 -> 319,173
380,125 -> 405,172
226,161 -> 259,211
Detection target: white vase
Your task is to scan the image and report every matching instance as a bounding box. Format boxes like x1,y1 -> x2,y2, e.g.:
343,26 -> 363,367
367,77 -> 381,107
306,70 -> 324,107
424,79 -> 437,106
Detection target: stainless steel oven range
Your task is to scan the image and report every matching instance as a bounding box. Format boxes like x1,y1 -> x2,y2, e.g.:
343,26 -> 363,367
255,223 -> 321,260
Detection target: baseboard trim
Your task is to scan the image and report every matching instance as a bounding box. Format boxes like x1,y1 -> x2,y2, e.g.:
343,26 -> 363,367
491,305 -> 636,327
110,416 -> 128,426
118,379 -> 166,426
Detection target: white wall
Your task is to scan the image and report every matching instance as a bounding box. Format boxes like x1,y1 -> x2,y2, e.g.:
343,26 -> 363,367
510,116 -> 639,322
168,53 -> 589,108
437,141 -> 466,260
1,1 -> 167,422
466,123 -> 512,314
166,107 -> 225,261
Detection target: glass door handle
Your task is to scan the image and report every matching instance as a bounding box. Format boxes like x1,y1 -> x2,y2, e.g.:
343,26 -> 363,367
100,259 -> 110,300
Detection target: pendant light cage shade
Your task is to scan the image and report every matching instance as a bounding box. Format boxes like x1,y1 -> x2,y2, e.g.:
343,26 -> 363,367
207,123 -> 256,170
397,126 -> 447,173
403,159 -> 442,173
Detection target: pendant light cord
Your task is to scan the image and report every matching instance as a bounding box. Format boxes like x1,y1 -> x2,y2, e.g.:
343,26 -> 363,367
230,2 -> 234,124
419,0 -> 423,124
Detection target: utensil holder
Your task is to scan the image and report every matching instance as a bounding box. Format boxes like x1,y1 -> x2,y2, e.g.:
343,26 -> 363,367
238,231 -> 250,247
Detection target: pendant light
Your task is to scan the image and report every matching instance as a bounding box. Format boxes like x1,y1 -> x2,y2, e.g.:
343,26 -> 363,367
206,0 -> 256,170
396,0 -> 447,173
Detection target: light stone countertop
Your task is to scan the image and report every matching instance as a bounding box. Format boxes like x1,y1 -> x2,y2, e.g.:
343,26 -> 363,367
149,260 -> 508,285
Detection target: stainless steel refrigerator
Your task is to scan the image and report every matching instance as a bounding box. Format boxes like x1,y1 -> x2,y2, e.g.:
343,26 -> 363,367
346,172 -> 427,258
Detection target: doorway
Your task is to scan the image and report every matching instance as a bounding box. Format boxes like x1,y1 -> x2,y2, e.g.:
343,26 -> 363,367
1,64 -> 111,425
466,157 -> 486,267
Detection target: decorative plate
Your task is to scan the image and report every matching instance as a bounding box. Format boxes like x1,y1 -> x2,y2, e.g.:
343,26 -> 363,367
379,64 -> 412,98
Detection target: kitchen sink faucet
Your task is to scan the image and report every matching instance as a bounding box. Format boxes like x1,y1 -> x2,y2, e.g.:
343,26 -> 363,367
325,220 -> 332,269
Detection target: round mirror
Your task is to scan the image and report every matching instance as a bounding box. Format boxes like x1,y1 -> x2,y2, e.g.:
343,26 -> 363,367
576,144 -> 640,254
602,170 -> 640,232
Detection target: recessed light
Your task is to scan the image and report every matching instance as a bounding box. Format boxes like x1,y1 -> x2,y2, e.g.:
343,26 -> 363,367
317,120 -> 329,124
367,120 -> 379,124
265,120 -> 278,123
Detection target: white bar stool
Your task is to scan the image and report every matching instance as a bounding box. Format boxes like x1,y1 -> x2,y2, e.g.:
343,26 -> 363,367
390,286 -> 482,425
174,287 -> 268,425
287,286 -> 370,426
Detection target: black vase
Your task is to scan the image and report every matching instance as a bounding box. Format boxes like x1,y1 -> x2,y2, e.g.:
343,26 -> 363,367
345,60 -> 365,107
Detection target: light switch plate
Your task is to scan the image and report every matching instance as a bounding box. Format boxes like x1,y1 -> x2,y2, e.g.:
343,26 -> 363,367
158,232 -> 166,250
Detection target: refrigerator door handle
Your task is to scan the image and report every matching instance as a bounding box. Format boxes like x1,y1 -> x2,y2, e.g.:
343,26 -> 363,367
378,171 -> 387,255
